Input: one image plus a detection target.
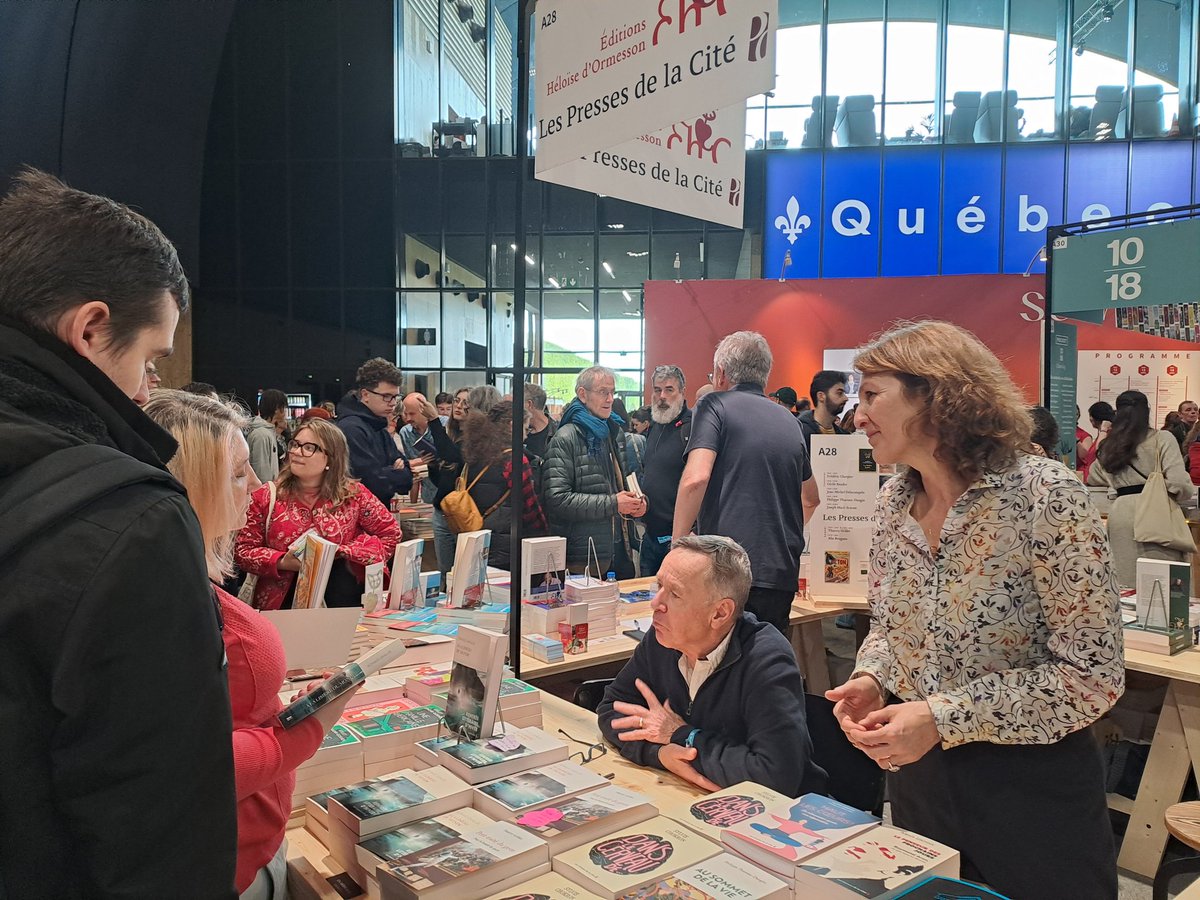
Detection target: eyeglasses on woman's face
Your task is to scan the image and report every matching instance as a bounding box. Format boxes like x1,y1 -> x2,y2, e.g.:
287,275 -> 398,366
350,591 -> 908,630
287,439 -> 326,457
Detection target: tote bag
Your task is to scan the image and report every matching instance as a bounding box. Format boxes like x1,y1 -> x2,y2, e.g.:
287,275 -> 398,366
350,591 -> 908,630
237,480 -> 277,604
1133,440 -> 1196,554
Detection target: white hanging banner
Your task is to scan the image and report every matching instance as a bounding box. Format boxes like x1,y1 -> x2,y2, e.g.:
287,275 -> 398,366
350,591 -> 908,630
532,0 -> 777,174
538,103 -> 747,228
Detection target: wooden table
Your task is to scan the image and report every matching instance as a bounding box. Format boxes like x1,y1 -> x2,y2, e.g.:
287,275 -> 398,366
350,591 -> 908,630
1116,646 -> 1200,878
285,692 -> 707,899
517,578 -> 862,695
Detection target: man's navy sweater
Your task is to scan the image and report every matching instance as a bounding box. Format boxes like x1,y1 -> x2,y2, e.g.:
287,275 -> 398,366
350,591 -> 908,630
597,612 -> 827,797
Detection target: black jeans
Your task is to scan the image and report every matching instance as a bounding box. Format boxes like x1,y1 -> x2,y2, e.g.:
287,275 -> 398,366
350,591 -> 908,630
745,586 -> 795,636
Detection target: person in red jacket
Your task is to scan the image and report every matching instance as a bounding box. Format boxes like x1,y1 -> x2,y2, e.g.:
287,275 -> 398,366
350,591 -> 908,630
144,390 -> 361,898
236,417 -> 402,609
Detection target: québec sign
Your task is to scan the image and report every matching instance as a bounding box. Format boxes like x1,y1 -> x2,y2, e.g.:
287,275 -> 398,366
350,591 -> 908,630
765,140 -> 1194,279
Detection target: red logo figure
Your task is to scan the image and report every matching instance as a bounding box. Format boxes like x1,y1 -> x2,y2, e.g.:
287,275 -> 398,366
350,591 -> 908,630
653,0 -> 727,46
667,112 -> 731,163
728,177 -> 742,207
748,11 -> 770,61
1110,365 -> 1121,375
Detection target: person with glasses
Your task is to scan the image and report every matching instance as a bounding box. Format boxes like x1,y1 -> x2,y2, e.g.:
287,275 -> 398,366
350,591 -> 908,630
544,365 -> 646,577
335,357 -> 413,504
235,418 -> 400,610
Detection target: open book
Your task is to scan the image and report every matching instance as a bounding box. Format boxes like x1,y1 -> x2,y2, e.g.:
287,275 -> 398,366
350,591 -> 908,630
278,638 -> 408,728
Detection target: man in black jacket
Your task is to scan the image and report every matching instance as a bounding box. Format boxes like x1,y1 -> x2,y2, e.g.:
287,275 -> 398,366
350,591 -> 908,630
639,365 -> 691,577
0,169 -> 238,897
597,536 -> 827,797
336,357 -> 414,503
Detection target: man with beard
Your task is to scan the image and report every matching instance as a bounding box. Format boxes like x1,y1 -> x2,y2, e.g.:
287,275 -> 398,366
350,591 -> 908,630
639,365 -> 692,576
797,370 -> 849,451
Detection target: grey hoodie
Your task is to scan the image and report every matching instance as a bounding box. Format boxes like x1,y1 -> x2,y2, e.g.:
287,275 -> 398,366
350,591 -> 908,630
246,415 -> 281,483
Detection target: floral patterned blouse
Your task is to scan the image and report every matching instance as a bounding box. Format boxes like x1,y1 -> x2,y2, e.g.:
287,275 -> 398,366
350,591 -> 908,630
233,480 -> 401,611
854,455 -> 1124,748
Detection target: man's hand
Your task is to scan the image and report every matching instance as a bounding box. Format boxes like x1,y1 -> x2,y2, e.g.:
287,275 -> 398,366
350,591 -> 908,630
658,744 -> 720,791
418,399 -> 439,423
610,678 -> 686,745
616,491 -> 647,516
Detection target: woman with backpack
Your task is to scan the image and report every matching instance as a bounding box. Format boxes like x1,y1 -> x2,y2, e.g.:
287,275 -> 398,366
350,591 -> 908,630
455,401 -> 547,569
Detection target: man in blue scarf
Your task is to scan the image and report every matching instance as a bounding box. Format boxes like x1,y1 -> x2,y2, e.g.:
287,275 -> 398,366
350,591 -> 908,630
543,366 -> 646,575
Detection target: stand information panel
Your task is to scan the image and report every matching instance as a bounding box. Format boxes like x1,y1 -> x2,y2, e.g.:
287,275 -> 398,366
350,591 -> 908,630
808,434 -> 881,600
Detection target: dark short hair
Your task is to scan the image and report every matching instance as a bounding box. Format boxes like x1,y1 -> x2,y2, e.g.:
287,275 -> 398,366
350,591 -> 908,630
630,406 -> 652,424
809,370 -> 845,404
258,389 -> 288,419
1088,401 -> 1115,424
180,381 -> 218,397
0,168 -> 189,352
355,357 -> 402,390
1028,406 -> 1060,458
434,392 -> 454,406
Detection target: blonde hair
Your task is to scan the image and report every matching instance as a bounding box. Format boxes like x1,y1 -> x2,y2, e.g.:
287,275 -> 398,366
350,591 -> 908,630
277,417 -> 356,506
142,390 -> 248,581
854,320 -> 1032,481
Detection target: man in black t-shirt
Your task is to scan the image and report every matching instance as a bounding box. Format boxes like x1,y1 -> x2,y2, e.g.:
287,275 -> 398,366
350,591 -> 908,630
639,365 -> 692,576
672,332 -> 819,635
522,381 -> 557,460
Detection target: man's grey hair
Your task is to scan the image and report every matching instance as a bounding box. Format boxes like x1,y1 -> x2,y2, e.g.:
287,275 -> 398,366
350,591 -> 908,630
652,365 -> 686,391
713,331 -> 772,387
524,381 -> 547,410
576,365 -> 616,393
671,535 -> 752,616
467,384 -> 501,413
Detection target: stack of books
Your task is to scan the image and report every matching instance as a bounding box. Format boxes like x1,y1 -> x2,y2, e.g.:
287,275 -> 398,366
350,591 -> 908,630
563,574 -> 620,605
435,602 -> 510,633
471,761 -> 610,820
521,631 -> 564,663
631,853 -> 790,900
323,765 -> 475,884
511,784 -> 656,853
403,666 -> 454,705
342,704 -> 444,778
720,794 -> 959,897
291,725 -> 366,828
552,816 -> 721,898
1126,558 -> 1193,655
355,808 -> 493,891
520,600 -> 574,636
376,820 -> 550,900
415,727 -> 569,785
482,872 -> 601,900
393,501 -> 435,541
661,781 -> 791,843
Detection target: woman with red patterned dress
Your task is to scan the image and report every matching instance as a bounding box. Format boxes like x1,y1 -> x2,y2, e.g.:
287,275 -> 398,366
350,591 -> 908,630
235,417 -> 400,609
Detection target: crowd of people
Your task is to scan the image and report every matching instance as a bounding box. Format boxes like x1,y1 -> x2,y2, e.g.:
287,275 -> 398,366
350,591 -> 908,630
0,169 -> 1180,900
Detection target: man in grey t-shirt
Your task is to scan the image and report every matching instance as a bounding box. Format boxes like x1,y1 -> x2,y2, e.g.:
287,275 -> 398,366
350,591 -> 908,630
672,331 -> 819,635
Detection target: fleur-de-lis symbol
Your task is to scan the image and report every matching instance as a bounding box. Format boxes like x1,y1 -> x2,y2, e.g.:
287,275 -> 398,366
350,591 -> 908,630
774,196 -> 810,244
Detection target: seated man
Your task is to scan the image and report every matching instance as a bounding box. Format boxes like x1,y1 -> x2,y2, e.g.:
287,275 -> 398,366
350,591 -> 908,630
597,535 -> 827,797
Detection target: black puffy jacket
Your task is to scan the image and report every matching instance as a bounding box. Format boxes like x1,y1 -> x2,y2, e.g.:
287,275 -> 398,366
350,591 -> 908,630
542,404 -> 632,570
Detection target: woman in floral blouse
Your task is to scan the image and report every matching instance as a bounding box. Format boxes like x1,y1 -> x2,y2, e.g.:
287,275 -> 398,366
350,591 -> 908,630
235,418 -> 401,609
826,321 -> 1123,899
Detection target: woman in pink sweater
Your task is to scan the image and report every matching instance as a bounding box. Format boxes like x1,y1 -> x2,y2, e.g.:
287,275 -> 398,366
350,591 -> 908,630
144,391 -> 360,898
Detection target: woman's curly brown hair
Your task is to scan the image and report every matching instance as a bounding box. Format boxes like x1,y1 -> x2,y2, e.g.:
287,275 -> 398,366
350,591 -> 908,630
854,320 -> 1033,481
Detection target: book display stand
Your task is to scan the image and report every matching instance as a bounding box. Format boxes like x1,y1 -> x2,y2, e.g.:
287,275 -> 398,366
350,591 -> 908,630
435,695 -> 508,744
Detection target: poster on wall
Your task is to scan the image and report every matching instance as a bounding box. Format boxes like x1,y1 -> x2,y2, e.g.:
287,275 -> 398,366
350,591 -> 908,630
533,0 -> 777,174
1076,349 -> 1200,429
822,349 -> 861,405
808,434 -> 879,600
537,102 -> 748,228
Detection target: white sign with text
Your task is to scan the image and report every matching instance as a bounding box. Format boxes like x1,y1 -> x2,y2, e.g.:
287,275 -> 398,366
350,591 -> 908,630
533,0 -> 777,173
1076,349 -> 1200,429
538,102 -> 747,228
808,433 -> 880,599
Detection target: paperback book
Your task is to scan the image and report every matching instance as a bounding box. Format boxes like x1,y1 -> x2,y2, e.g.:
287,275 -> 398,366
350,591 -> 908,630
377,820 -> 550,900
448,530 -> 491,609
390,539 -> 426,610
513,785 -> 657,853
623,852 -> 790,900
278,638 -> 409,728
661,781 -> 791,844
552,816 -> 721,899
355,807 -> 494,872
326,765 -> 473,837
293,532 -> 340,609
473,761 -> 609,819
363,562 -> 386,612
721,794 -> 880,878
794,825 -> 960,898
444,625 -> 507,740
520,536 -> 569,605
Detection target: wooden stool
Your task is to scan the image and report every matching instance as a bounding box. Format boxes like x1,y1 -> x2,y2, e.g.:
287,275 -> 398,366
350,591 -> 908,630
1154,802 -> 1200,900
